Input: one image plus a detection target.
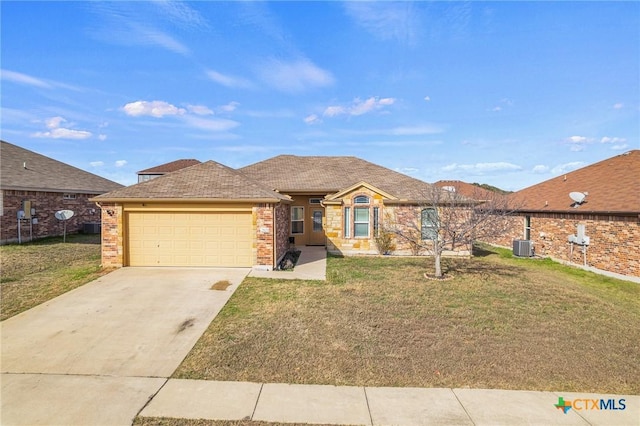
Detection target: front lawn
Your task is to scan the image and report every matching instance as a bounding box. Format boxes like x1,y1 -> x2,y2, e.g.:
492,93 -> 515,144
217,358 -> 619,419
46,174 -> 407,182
174,246 -> 640,394
0,234 -> 109,321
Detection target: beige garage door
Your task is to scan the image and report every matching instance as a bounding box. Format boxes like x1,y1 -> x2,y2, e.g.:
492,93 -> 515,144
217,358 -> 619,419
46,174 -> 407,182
127,212 -> 253,267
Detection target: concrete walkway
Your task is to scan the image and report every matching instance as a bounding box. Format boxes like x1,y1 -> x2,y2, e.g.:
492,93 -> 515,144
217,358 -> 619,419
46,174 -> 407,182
140,380 -> 639,425
249,246 -> 327,280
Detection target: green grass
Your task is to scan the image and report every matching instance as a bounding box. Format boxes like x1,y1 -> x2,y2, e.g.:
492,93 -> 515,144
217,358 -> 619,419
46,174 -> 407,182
1,234 -> 109,321
174,246 -> 640,394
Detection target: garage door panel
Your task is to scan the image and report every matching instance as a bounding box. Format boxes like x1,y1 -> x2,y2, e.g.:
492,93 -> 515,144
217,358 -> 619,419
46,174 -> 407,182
127,211 -> 253,267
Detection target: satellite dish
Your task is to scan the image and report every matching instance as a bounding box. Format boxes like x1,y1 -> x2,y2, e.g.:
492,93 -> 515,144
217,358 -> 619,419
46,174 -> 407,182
55,210 -> 74,242
55,210 -> 75,220
569,192 -> 586,204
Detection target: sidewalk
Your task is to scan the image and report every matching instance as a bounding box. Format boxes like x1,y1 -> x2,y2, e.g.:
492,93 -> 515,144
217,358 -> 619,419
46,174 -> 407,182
140,380 -> 639,425
249,246 -> 326,280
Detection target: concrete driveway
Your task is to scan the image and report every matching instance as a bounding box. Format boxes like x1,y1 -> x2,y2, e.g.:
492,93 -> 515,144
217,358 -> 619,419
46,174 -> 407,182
1,267 -> 249,425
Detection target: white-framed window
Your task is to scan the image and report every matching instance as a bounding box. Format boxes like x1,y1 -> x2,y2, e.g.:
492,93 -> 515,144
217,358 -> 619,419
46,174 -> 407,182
63,193 -> 76,200
344,207 -> 351,238
354,195 -> 369,204
354,207 -> 370,238
421,208 -> 438,240
291,206 -> 304,234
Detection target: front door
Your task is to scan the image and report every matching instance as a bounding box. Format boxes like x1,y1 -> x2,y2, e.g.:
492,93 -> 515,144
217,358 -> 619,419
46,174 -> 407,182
309,209 -> 325,245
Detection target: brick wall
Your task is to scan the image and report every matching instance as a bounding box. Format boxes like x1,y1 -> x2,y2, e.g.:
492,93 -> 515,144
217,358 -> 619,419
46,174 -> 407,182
255,204 -> 275,268
99,203 -> 123,268
485,213 -> 640,278
384,204 -> 471,256
1,190 -> 102,244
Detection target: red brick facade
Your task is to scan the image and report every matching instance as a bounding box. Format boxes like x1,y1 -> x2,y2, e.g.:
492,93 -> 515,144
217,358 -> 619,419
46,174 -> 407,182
98,203 -> 122,268
486,213 -> 640,278
1,190 -> 102,244
255,204 -> 275,268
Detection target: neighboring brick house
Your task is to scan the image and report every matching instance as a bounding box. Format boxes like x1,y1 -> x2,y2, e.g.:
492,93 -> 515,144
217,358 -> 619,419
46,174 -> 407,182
94,155 -> 468,270
487,150 -> 640,279
137,159 -> 201,183
0,140 -> 123,244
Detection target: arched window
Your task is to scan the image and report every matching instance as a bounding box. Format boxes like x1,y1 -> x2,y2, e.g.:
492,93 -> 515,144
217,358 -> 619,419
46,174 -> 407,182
353,195 -> 370,237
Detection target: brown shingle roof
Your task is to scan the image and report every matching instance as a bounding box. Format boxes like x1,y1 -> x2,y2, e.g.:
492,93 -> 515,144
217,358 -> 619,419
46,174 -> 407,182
434,180 -> 498,201
511,150 -> 640,214
0,140 -> 123,194
137,159 -> 201,174
94,160 -> 290,202
240,155 -> 436,200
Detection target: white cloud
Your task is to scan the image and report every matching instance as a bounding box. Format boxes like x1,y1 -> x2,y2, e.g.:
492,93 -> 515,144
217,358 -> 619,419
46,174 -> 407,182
98,134 -> 107,141
344,2 -> 418,44
217,101 -> 240,113
90,3 -> 190,56
491,106 -> 502,112
206,70 -> 253,89
258,58 -> 334,93
600,136 -> 626,144
613,103 -> 624,109
323,97 -> 396,118
122,100 -> 186,117
567,135 -> 589,143
396,167 -> 419,175
154,0 -> 207,29
532,165 -> 549,174
1,69 -> 51,88
551,162 -> 584,175
304,114 -> 322,125
424,96 -> 431,102
90,161 -> 105,167
31,116 -> 93,140
442,162 -> 522,173
389,124 -> 443,135
612,144 -> 629,151
115,160 -> 128,167
565,135 -> 594,151
181,115 -> 239,132
323,106 -> 347,117
187,104 -> 213,115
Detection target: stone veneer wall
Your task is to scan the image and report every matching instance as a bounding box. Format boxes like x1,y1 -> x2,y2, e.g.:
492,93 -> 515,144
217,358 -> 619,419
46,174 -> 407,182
485,213 -> 640,278
1,190 -> 102,244
99,202 -> 123,268
325,188 -> 385,255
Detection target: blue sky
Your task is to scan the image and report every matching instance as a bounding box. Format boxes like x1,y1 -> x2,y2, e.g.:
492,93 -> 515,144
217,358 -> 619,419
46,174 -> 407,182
1,1 -> 638,190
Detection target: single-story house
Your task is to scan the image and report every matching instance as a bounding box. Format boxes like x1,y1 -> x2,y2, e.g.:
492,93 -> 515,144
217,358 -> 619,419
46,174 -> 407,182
486,150 -> 640,279
0,140 -> 123,244
137,159 -> 201,183
93,155 -> 470,269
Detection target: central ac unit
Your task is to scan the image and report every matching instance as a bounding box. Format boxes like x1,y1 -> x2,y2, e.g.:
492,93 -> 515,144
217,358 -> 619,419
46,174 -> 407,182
513,240 -> 533,257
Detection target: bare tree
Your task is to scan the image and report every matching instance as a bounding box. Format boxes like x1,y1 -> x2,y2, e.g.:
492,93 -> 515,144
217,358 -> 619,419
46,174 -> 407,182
387,185 -> 518,278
